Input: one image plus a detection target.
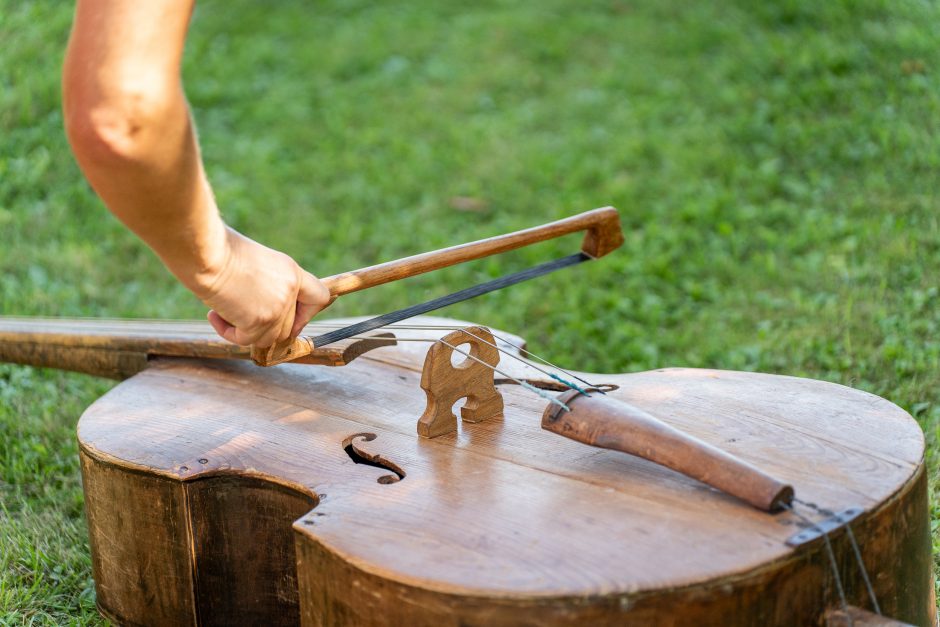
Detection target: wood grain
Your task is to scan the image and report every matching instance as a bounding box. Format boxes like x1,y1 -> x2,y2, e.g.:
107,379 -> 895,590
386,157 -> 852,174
80,452 -> 196,625
542,390 -> 793,511
321,207 -> 623,297
417,326 -> 503,438
252,208 -> 623,364
0,317 -> 396,377
72,316 -> 933,625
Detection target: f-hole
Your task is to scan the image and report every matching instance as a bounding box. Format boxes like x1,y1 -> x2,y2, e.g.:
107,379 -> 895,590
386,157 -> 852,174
342,433 -> 406,484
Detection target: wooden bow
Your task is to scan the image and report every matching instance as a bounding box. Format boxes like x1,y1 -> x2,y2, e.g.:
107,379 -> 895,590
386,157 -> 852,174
250,207 -> 624,365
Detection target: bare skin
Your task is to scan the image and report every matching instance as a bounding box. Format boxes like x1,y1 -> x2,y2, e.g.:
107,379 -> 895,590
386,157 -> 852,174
62,0 -> 331,347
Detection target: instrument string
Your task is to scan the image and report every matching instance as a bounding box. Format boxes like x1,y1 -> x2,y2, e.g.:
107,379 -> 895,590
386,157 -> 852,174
348,328 -> 607,411
331,324 -> 882,620
344,333 -> 576,410
792,498 -> 882,616
307,322 -> 881,614
342,333 -> 573,410
303,321 -> 606,393
822,532 -> 851,625
782,502 -> 852,625
793,499 -> 882,616
448,327 -> 596,397
845,526 -> 881,615
334,322 -> 607,395
436,339 -> 571,411
482,331 -> 606,394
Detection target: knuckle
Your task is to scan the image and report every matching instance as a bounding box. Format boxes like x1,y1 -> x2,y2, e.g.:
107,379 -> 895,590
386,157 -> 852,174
285,273 -> 300,292
257,310 -> 279,326
251,329 -> 276,348
239,329 -> 264,346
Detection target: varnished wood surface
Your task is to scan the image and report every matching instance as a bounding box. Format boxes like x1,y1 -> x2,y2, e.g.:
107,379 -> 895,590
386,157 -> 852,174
82,358 -> 921,593
74,317 -> 933,625
417,326 -> 503,438
252,207 -> 622,364
542,390 -> 794,511
0,317 -> 395,378
322,207 -> 623,297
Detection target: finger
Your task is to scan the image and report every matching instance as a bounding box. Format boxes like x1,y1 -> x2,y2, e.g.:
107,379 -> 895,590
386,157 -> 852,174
292,271 -> 331,337
274,267 -> 306,341
230,323 -> 267,347
276,306 -> 295,343
207,310 -> 240,345
209,310 -> 274,347
218,315 -> 273,347
292,302 -> 316,338
249,321 -> 283,349
298,270 -> 332,307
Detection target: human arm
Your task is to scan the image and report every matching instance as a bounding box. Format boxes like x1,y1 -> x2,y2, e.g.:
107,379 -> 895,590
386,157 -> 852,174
62,0 -> 330,347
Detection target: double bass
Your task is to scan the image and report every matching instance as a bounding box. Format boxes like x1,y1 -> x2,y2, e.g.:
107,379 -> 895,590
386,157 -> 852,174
0,208 -> 933,626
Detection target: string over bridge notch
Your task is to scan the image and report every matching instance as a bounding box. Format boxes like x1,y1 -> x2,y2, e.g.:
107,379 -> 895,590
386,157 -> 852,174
417,326 -> 504,438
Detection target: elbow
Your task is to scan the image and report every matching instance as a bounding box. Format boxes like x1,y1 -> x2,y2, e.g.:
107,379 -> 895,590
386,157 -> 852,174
63,76 -> 177,167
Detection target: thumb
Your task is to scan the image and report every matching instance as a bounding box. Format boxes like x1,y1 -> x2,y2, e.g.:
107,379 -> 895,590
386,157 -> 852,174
291,270 -> 332,337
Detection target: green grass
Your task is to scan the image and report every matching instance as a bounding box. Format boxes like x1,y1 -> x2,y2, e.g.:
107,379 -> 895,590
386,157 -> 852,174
2,0 -> 939,622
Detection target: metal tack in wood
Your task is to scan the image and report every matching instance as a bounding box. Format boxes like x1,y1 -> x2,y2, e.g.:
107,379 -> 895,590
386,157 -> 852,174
786,507 -> 865,546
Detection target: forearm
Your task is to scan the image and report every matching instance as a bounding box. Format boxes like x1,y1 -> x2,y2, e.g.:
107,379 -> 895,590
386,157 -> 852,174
62,0 -> 331,346
62,0 -> 226,295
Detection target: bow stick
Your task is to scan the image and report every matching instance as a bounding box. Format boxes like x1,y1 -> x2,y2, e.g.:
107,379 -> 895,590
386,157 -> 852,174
250,207 -> 624,366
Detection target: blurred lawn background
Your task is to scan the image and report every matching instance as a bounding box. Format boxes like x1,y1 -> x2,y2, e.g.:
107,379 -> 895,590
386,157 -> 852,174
2,0 -> 939,622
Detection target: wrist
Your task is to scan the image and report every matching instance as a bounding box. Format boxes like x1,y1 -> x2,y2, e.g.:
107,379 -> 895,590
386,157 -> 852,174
164,216 -> 234,300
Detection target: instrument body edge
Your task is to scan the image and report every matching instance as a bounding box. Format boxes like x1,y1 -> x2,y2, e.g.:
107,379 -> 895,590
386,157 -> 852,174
73,317 -> 934,626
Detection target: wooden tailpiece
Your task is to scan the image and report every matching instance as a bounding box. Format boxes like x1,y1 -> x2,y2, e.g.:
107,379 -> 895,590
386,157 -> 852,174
417,326 -> 504,438
542,390 -> 794,511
